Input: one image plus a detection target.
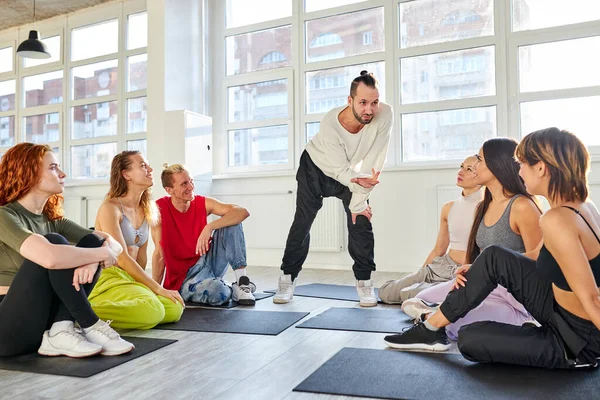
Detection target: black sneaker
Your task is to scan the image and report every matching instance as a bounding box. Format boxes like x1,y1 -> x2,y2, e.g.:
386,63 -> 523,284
384,322 -> 450,351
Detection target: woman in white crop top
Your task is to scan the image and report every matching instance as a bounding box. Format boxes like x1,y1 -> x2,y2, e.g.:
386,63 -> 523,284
379,156 -> 483,304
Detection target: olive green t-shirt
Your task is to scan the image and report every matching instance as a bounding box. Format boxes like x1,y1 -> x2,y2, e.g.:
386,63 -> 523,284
0,201 -> 93,285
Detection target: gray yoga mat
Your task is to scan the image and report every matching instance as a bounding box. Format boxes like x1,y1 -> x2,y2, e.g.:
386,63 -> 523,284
294,347 -> 600,400
265,283 -> 381,302
157,309 -> 309,335
0,337 -> 176,378
185,292 -> 274,309
296,307 -> 413,333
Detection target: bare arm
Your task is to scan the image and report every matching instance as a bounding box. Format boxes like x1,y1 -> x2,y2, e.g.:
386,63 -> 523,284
95,202 -> 163,293
205,197 -> 250,229
422,201 -> 452,267
19,233 -> 114,270
511,197 -> 543,254
542,211 -> 600,330
151,221 -> 165,284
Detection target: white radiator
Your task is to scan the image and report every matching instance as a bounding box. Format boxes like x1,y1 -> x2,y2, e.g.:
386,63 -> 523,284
214,190 -> 344,252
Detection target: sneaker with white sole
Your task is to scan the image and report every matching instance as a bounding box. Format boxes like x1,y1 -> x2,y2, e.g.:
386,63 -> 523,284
84,320 -> 135,356
273,274 -> 296,304
356,279 -> 377,307
232,275 -> 257,305
38,324 -> 103,358
384,321 -> 451,351
401,298 -> 439,322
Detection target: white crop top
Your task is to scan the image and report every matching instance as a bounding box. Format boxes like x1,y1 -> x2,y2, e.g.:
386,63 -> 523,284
447,189 -> 483,251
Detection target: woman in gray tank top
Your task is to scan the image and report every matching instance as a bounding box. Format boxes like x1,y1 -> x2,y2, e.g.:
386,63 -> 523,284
401,138 -> 543,340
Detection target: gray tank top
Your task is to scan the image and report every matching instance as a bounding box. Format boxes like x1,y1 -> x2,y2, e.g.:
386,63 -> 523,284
475,195 -> 525,253
117,198 -> 149,248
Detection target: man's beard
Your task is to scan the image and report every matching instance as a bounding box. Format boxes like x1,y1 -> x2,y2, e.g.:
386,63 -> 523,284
352,105 -> 373,125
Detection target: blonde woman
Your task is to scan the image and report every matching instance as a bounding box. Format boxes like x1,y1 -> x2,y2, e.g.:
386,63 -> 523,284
89,151 -> 184,329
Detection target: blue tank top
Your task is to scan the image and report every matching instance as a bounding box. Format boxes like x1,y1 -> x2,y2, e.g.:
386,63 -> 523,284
117,198 -> 148,247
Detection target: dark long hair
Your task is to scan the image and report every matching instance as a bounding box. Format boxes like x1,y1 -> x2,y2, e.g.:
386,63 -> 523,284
465,138 -> 539,263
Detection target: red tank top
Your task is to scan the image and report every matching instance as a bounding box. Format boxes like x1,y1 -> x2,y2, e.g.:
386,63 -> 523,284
156,195 -> 207,290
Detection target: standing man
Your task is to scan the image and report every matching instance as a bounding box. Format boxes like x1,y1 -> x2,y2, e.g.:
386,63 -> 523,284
274,71 -> 393,307
152,164 -> 257,306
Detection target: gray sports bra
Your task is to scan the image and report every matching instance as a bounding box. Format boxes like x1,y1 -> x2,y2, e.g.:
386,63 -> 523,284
117,198 -> 148,248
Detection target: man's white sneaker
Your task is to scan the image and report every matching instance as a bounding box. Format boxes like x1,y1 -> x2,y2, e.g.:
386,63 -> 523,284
273,274 -> 296,304
401,298 -> 439,322
84,320 -> 135,356
38,323 -> 102,358
356,280 -> 378,307
232,275 -> 257,305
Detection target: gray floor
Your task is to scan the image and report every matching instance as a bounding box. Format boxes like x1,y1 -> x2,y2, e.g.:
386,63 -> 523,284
0,267 -> 459,400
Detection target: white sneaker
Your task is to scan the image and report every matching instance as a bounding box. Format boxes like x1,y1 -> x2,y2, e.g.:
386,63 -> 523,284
38,323 -> 103,358
356,280 -> 377,307
401,298 -> 439,322
273,274 -> 296,304
232,275 -> 257,305
84,320 -> 135,356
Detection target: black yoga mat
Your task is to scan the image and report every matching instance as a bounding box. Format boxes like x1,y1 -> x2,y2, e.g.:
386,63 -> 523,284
265,283 -> 381,302
0,337 -> 176,378
185,292 -> 274,309
157,309 -> 309,335
296,307 -> 413,333
294,347 -> 600,400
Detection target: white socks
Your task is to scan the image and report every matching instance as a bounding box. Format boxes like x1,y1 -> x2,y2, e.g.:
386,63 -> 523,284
49,320 -> 74,336
234,268 -> 247,282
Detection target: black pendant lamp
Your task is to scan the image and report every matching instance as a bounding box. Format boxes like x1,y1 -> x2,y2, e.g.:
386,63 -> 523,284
16,0 -> 51,59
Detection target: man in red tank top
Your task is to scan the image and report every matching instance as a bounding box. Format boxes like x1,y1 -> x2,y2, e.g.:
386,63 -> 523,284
151,164 -> 256,306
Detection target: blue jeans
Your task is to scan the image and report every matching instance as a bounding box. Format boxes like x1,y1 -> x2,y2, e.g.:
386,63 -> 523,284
179,224 -> 247,306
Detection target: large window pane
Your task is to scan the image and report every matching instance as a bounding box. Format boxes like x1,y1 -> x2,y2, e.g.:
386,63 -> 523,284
306,122 -> 320,143
513,0 -> 600,31
305,0 -> 366,13
401,46 -> 495,104
399,0 -> 494,49
127,12 -> 148,50
228,79 -> 288,122
127,139 -> 147,157
226,26 -> 291,76
402,106 -> 497,161
0,80 -> 16,112
127,54 -> 147,91
23,71 -> 63,108
521,97 -> 600,146
226,0 -> 291,28
0,116 -> 15,147
306,7 -> 384,63
519,37 -> 600,93
0,47 -> 12,73
306,62 -> 385,114
71,142 -> 117,179
72,60 -> 118,100
72,101 -> 118,139
228,125 -> 288,166
24,36 -> 61,67
24,113 -> 60,143
71,19 -> 118,61
127,97 -> 147,134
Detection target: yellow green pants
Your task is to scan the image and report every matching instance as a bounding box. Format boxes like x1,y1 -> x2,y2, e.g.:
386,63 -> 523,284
89,267 -> 183,330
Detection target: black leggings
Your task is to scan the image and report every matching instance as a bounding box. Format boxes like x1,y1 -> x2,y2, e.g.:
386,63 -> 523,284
281,151 -> 375,281
440,245 -> 600,369
0,233 -> 103,356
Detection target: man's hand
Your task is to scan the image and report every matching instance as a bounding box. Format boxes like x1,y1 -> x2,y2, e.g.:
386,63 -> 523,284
196,224 -> 214,256
350,168 -> 381,189
72,262 -> 99,291
352,205 -> 372,224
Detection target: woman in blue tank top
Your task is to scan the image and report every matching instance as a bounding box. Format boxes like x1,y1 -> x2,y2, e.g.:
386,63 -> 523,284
385,128 -> 600,369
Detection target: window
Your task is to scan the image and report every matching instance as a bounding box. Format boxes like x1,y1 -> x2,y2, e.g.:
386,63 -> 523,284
0,80 -> 16,112
260,51 -> 288,64
0,47 -> 12,74
227,26 -> 292,75
72,60 -> 118,100
23,71 -> 64,108
442,10 -> 481,26
127,54 -> 147,91
24,36 -> 61,68
309,33 -> 343,48
305,0 -> 367,13
513,0 -> 600,31
363,31 -> 373,45
127,12 -> 148,50
226,0 -> 292,28
0,116 -> 15,147
127,97 -> 147,134
71,19 -> 118,62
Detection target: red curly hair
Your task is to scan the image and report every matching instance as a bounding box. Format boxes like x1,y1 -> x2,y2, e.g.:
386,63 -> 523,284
0,143 -> 64,220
